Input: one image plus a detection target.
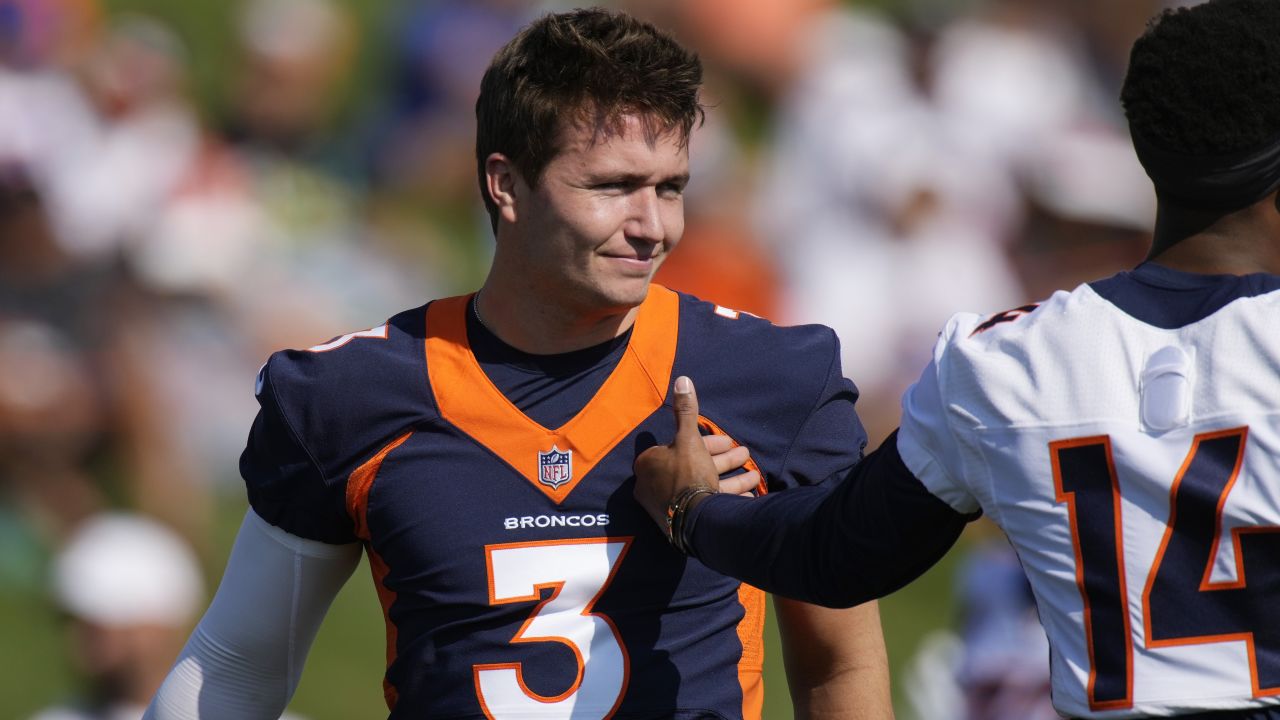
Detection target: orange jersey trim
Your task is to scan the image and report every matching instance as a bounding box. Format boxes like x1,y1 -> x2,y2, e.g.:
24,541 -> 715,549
1050,435 -> 1134,712
697,415 -> 766,720
1141,429 -> 1247,651
369,546 -> 401,709
697,415 -> 769,497
474,538 -> 633,719
735,585 -> 766,720
424,286 -> 680,504
1141,428 -> 1280,698
345,432 -> 412,711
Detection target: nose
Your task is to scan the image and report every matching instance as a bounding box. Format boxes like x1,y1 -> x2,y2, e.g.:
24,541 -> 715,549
624,187 -> 665,246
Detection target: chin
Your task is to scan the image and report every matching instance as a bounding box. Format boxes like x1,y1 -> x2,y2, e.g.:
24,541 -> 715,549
593,279 -> 653,312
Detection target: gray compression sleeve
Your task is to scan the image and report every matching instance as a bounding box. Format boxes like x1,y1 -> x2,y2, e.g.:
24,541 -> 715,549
143,510 -> 363,719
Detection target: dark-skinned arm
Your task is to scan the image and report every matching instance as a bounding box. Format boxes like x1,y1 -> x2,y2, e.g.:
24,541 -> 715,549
635,376 -> 977,608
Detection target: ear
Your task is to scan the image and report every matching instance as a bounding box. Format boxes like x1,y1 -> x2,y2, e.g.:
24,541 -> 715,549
485,153 -> 524,226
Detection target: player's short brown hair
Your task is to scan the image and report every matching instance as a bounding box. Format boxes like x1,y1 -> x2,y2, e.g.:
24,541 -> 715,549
475,7 -> 704,232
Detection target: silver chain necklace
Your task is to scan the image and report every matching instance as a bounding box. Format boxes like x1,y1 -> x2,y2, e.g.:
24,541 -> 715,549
472,289 -> 489,330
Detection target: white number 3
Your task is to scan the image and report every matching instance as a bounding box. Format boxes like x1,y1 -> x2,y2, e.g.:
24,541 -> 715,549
475,538 -> 632,719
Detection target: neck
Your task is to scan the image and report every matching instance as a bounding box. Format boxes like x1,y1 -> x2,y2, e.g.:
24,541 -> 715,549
475,279 -> 641,355
1147,195 -> 1280,275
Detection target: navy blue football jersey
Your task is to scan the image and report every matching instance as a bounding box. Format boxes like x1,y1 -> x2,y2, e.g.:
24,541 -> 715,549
241,285 -> 866,719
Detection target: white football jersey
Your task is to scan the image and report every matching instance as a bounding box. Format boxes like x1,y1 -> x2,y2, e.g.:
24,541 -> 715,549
897,275 -> 1280,718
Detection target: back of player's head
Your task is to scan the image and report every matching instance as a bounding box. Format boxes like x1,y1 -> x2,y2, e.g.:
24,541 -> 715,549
1121,0 -> 1280,210
474,7 -> 704,231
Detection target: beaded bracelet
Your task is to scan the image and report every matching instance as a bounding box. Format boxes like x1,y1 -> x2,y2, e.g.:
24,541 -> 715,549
665,485 -> 717,554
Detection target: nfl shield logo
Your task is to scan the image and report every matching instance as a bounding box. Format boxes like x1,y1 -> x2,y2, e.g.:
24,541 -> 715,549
538,446 -> 573,489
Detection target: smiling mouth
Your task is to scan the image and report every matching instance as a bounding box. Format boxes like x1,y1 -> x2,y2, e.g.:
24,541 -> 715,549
604,245 -> 660,260
604,255 -> 659,274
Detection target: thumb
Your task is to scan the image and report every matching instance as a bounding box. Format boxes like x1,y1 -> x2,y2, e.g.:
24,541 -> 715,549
671,375 -> 701,446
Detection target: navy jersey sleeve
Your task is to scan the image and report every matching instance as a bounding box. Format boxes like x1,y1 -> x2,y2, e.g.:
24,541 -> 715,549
240,308 -> 435,545
674,295 -> 868,492
683,431 -> 978,608
776,344 -> 867,489
242,353 -> 358,544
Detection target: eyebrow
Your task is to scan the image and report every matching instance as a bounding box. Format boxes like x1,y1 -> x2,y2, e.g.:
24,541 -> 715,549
587,171 -> 690,186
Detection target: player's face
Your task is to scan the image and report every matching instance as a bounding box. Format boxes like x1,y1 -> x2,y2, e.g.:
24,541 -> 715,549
513,114 -> 689,316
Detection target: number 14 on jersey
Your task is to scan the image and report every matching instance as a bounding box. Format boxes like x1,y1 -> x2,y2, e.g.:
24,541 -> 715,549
1052,427 -> 1280,712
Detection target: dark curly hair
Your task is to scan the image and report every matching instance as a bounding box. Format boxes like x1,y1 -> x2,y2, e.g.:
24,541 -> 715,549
475,8 -> 704,232
1121,0 -> 1280,155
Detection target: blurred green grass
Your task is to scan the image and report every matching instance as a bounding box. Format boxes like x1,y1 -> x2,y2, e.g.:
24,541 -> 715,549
0,496 -> 965,719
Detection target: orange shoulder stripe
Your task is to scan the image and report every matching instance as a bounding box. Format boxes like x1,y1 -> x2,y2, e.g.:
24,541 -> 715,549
344,432 -> 412,712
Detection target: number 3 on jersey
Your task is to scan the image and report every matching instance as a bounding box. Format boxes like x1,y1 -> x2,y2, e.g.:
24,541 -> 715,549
475,538 -> 632,719
1052,428 -> 1280,712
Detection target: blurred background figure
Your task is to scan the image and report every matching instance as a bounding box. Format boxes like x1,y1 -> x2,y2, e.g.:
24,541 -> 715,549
0,0 -> 1185,716
902,530 -> 1057,720
365,0 -> 526,193
0,319 -> 104,544
225,0 -> 354,159
671,0 -> 1027,442
42,13 -> 197,262
31,513 -> 204,720
356,0 -> 533,295
952,537 -> 1056,720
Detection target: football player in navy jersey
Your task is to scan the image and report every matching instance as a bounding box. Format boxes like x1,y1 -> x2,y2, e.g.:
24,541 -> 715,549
145,8 -> 890,720
635,1 -> 1280,718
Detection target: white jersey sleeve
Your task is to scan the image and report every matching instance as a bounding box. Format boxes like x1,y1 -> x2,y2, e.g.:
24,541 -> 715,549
897,314 -> 985,516
144,510 -> 362,720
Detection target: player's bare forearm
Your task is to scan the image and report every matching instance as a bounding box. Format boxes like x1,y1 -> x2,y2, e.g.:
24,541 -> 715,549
775,597 -> 893,720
